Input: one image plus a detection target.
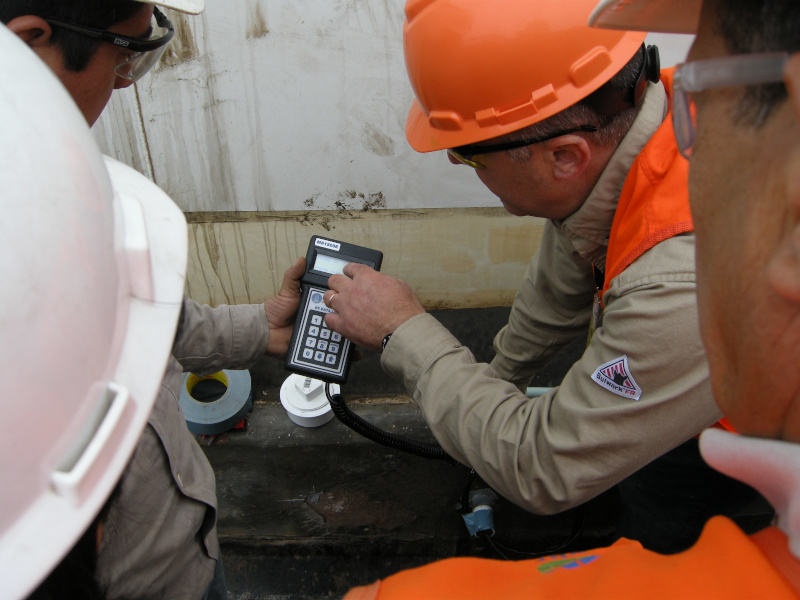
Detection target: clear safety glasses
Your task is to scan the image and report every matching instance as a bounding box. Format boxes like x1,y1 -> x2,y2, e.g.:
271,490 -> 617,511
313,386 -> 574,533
46,7 -> 174,83
672,52 -> 788,159
448,125 -> 599,169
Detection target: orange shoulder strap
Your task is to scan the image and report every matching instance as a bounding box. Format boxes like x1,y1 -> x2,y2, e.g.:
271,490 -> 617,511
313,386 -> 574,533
602,67 -> 693,301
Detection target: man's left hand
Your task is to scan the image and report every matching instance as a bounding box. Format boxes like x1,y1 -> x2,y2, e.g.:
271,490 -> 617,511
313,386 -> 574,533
264,257 -> 306,357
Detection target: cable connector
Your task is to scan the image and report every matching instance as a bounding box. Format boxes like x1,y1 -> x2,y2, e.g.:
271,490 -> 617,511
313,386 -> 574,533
462,488 -> 498,537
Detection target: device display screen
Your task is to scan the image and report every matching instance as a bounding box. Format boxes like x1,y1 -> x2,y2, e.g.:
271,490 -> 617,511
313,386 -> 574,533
313,253 -> 350,276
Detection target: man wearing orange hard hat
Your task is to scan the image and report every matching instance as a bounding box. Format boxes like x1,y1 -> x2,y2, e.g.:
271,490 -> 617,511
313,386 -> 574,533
343,0 -> 800,597
325,0 -> 768,554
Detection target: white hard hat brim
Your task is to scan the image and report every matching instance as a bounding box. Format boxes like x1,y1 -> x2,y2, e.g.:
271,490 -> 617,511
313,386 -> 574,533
589,0 -> 701,34
142,0 -> 206,15
0,23 -> 187,600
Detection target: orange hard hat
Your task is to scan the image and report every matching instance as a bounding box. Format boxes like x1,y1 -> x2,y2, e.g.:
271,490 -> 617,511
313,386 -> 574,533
404,0 -> 648,152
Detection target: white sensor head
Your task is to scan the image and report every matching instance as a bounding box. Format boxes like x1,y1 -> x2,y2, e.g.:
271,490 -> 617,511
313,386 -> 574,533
280,374 -> 335,428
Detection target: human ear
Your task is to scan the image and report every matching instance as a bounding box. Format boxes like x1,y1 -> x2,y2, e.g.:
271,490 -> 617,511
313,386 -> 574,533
543,135 -> 591,181
766,59 -> 800,302
768,147 -> 800,302
785,54 -> 800,123
6,15 -> 53,47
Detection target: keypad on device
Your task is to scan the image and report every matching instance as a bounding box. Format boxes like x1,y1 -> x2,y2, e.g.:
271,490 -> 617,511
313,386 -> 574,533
300,311 -> 341,368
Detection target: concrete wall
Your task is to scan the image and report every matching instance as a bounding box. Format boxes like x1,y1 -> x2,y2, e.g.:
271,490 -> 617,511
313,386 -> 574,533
93,1 -> 694,308
182,208 -> 544,309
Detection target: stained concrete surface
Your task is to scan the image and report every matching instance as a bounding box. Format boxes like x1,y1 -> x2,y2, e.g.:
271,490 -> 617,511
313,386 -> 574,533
205,400 -> 623,599
198,306 -> 773,599
199,308 -> 607,599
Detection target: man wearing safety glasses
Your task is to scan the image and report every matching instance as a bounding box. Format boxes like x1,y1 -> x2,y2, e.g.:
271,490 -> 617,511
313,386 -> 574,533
1,1 -> 308,599
324,0 -> 770,555
45,6 -> 174,82
4,1 -> 174,126
342,0 -> 800,597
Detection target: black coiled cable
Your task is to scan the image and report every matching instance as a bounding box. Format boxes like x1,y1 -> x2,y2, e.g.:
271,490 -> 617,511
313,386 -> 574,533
325,383 -> 454,462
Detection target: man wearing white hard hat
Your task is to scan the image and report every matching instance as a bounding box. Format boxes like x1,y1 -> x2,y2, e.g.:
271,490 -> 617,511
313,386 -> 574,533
1,0 -> 202,126
342,0 -> 800,597
0,2 -> 306,599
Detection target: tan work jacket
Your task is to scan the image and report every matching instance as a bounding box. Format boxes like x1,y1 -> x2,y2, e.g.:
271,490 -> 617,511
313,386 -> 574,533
97,299 -> 271,600
382,81 -> 719,515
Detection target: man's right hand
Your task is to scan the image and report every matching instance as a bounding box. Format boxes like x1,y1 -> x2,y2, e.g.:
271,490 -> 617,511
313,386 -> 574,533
324,263 -> 425,353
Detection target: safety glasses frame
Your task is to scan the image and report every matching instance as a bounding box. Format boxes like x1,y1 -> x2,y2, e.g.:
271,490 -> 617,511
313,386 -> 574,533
448,125 -> 599,170
45,7 -> 174,82
672,52 -> 788,159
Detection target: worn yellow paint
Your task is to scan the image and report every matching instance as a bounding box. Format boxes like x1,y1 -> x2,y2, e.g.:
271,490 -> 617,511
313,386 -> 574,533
184,207 -> 545,309
441,254 -> 477,274
488,224 -> 543,265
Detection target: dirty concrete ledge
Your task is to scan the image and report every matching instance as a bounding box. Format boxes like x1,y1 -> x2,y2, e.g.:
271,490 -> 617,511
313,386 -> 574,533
198,308 -> 596,599
203,399 -> 617,600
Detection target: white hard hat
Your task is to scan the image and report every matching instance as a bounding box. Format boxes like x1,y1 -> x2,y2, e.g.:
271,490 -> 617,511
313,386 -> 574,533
589,0 -> 700,34
145,0 -> 205,15
0,22 -> 187,600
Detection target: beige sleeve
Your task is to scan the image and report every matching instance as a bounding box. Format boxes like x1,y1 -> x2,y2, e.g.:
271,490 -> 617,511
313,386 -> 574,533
383,233 -> 720,514
172,298 -> 270,375
490,221 -> 596,389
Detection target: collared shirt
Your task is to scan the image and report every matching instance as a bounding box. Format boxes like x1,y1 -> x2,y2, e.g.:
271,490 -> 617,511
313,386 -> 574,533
96,299 -> 270,600
382,79 -> 720,515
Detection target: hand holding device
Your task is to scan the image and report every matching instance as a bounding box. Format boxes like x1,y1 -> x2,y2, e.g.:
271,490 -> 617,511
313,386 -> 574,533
285,236 -> 383,383
264,257 -> 306,358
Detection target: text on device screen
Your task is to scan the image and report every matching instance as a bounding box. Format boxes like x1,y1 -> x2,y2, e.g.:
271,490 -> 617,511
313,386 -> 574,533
313,253 -> 350,276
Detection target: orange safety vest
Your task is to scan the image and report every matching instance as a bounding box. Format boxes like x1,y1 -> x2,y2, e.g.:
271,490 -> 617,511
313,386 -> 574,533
344,519 -> 800,599
601,68 -> 693,302
599,68 -> 737,434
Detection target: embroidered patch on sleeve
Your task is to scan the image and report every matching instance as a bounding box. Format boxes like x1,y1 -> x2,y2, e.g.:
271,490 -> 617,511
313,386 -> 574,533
591,355 -> 642,401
